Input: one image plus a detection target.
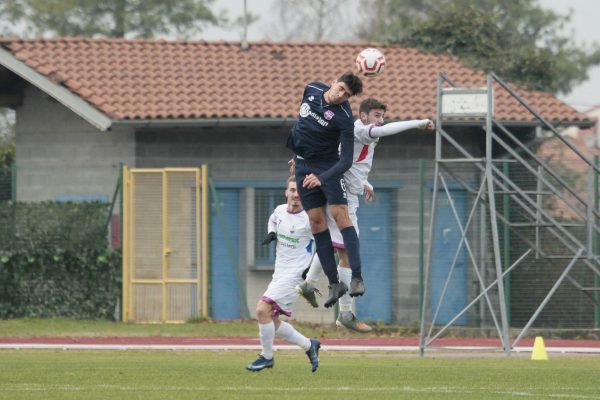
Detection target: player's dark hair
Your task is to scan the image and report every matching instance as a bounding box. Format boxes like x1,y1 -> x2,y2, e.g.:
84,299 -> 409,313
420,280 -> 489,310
359,98 -> 387,115
338,72 -> 363,96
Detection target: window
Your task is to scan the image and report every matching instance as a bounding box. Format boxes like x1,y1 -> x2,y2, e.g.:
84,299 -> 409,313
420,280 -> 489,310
253,188 -> 285,267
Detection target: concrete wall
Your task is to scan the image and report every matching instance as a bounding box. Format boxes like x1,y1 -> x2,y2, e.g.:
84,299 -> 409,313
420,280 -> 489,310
134,126 -> 483,325
135,126 -> 294,181
15,87 -> 488,325
15,85 -> 135,202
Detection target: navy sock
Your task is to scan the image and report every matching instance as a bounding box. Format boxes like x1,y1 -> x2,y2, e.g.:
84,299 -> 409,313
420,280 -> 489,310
341,226 -> 362,279
313,230 -> 339,284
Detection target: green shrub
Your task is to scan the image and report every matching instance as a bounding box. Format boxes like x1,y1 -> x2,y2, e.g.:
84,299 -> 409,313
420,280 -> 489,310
0,202 -> 121,319
0,201 -> 110,251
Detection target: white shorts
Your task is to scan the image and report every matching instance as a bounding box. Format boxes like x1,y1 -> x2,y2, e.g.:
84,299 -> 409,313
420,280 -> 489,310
261,275 -> 303,317
326,192 -> 359,248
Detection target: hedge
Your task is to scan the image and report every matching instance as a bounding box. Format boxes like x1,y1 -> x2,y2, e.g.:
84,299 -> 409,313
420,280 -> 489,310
0,202 -> 121,319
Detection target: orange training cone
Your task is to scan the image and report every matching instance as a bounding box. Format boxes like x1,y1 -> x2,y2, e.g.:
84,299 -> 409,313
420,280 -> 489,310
531,336 -> 548,361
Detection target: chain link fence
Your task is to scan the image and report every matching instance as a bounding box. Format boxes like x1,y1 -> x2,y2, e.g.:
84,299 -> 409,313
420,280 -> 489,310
0,164 -> 13,202
3,140 -> 600,332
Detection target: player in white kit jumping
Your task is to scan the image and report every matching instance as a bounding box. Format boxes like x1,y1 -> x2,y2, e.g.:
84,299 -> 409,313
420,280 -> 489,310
296,97 -> 434,332
246,176 -> 321,373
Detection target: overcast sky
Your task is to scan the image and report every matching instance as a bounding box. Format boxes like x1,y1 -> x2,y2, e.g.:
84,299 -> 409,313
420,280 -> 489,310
204,0 -> 600,112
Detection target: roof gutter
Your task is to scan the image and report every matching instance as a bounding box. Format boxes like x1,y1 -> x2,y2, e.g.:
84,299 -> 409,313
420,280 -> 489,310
111,117 -> 296,128
113,117 -> 594,130
441,119 -> 595,129
0,47 -> 112,131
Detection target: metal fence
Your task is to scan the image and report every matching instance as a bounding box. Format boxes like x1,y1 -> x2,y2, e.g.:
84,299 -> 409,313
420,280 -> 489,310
2,151 -> 600,332
419,157 -> 599,334
0,163 -> 14,202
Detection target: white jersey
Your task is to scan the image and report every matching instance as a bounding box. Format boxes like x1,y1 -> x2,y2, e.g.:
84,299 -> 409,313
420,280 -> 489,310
343,119 -> 379,195
268,204 -> 314,280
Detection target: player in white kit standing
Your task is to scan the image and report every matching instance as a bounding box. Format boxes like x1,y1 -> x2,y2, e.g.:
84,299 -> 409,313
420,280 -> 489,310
246,176 -> 321,373
296,98 -> 434,331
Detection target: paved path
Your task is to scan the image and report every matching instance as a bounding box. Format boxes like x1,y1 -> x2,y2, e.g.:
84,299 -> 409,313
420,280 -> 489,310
1,336 -> 599,353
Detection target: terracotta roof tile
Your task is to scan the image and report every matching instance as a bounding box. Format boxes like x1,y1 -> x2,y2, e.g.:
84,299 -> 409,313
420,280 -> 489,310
0,37 -> 589,124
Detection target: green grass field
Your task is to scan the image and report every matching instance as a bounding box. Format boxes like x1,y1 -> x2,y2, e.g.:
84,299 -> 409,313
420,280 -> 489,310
0,318 -> 409,338
1,350 -> 599,400
0,318 -> 265,337
1,320 -> 599,399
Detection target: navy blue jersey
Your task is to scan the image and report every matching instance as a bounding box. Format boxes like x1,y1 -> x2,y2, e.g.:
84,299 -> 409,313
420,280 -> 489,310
286,82 -> 354,182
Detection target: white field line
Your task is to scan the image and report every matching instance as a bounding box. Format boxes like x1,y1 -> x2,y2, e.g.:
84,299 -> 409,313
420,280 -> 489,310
1,383 -> 600,399
0,343 -> 600,353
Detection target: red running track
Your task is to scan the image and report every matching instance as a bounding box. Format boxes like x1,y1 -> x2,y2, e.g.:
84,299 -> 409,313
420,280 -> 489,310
0,336 -> 599,348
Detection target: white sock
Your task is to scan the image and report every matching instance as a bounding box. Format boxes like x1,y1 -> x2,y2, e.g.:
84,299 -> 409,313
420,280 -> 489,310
306,254 -> 323,285
276,321 -> 311,351
259,322 -> 275,359
338,266 -> 353,312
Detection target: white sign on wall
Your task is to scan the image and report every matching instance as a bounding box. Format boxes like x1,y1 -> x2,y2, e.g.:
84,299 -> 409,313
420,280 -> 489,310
441,88 -> 491,117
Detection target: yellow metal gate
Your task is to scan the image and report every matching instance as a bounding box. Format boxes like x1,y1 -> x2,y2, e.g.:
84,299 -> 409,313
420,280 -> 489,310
122,166 -> 209,322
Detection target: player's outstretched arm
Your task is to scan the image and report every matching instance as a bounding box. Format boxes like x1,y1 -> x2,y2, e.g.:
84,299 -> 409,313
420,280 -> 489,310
369,119 -> 434,138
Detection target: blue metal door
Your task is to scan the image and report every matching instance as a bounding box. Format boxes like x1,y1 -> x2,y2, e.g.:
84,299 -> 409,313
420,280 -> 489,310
355,190 -> 393,322
210,189 -> 241,319
430,188 -> 468,325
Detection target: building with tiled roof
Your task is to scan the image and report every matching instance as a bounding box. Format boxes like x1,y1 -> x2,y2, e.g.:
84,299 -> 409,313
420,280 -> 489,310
0,37 -> 591,128
0,37 -> 592,324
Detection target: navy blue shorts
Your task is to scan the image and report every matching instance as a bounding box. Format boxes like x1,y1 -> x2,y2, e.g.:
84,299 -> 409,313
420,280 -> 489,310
294,156 -> 347,210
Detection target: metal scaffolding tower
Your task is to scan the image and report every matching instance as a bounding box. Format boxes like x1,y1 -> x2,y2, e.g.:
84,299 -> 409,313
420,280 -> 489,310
419,73 -> 600,356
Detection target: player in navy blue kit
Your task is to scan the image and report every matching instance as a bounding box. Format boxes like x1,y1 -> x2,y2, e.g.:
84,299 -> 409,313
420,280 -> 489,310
286,72 -> 364,308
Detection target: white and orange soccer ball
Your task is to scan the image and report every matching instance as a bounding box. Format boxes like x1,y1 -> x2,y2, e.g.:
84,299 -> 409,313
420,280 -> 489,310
355,48 -> 386,77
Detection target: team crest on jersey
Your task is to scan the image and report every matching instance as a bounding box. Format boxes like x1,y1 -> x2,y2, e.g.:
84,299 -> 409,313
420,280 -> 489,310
308,96 -> 314,101
324,110 -> 335,120
300,103 -> 310,117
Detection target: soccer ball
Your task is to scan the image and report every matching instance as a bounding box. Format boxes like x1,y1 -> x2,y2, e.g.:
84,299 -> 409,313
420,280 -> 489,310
355,48 -> 385,77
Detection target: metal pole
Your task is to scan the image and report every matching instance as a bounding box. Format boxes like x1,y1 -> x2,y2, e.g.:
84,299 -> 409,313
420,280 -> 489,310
162,170 -> 169,322
503,161 -> 511,325
204,163 -> 212,318
485,74 -> 511,355
240,0 -> 249,49
418,159 -> 425,323
420,74 -> 445,356
595,155 -> 600,329
104,170 -> 121,234
10,161 -> 16,201
196,168 -> 201,319
479,198 -> 486,327
119,161 -> 124,250
536,166 -> 543,259
435,74 -> 443,161
588,166 -> 595,259
121,164 -> 129,322
420,163 -> 438,356
243,0 -> 247,42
